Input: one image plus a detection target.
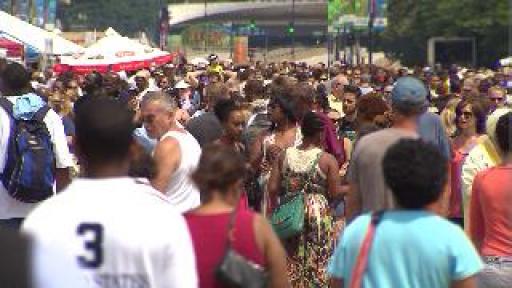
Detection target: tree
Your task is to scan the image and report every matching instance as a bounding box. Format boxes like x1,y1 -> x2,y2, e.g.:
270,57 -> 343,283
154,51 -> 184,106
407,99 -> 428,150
59,0 -> 161,37
382,0 -> 508,67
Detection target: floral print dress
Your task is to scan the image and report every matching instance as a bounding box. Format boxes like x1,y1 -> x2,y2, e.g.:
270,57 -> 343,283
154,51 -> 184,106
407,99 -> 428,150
280,147 -> 334,287
260,129 -> 302,216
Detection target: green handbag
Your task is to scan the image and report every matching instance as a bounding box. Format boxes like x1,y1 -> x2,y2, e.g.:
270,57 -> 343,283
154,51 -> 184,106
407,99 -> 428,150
271,152 -> 321,239
270,192 -> 305,239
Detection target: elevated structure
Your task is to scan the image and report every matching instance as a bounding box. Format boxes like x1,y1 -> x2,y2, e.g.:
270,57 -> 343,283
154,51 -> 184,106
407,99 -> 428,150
168,0 -> 326,37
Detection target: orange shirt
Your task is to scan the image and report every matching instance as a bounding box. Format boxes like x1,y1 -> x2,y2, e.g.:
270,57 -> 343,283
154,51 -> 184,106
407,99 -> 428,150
470,165 -> 512,256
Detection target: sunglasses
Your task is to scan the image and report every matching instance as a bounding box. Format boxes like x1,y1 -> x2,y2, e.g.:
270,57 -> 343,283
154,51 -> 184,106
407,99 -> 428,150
489,97 -> 504,102
461,111 -> 474,119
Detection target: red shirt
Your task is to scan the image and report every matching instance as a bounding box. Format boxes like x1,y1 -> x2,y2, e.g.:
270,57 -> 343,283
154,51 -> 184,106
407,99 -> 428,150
470,165 -> 512,256
184,209 -> 265,288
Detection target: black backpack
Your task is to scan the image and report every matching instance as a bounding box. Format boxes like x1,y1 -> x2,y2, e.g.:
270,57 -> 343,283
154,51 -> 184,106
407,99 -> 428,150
0,98 -> 55,203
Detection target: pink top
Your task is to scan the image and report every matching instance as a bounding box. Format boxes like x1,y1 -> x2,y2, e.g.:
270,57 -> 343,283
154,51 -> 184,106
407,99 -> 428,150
449,141 -> 477,218
470,165 -> 512,256
184,209 -> 265,288
449,149 -> 466,218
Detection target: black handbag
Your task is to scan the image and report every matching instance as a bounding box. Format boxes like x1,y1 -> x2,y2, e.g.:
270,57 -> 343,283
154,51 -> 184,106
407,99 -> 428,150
215,208 -> 268,288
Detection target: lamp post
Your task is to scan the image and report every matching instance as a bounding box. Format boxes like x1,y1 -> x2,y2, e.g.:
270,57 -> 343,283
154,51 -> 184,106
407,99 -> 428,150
291,0 -> 295,60
10,0 -> 16,15
368,0 -> 375,65
204,0 -> 208,53
157,0 -> 162,48
509,0 -> 512,56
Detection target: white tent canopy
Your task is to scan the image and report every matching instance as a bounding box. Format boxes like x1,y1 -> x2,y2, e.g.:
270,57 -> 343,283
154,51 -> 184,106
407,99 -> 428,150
190,57 -> 209,66
76,28 -> 166,62
500,56 -> 512,67
0,11 -> 82,55
58,28 -> 172,73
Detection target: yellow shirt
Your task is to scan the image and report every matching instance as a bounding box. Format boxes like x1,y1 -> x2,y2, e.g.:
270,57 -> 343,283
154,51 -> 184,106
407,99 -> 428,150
328,94 -> 344,117
207,64 -> 223,74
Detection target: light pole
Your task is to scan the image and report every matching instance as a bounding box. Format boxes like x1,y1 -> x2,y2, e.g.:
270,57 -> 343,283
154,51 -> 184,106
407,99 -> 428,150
230,22 -> 234,60
204,0 -> 208,53
10,0 -> 16,15
291,0 -> 295,60
509,0 -> 512,56
157,0 -> 162,48
368,0 -> 375,65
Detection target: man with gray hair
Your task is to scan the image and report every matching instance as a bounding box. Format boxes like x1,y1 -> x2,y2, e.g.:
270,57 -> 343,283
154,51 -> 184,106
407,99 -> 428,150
140,91 -> 201,213
328,74 -> 349,116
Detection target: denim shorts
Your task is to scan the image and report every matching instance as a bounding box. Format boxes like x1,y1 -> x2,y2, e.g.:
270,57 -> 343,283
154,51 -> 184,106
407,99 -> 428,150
477,256 -> 512,288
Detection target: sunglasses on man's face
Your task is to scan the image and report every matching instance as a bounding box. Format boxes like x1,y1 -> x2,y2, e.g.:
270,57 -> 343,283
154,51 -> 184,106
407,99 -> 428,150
489,96 -> 504,102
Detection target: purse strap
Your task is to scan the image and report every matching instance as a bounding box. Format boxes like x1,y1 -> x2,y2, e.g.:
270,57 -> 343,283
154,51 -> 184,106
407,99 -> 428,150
223,206 -> 239,250
349,211 -> 385,288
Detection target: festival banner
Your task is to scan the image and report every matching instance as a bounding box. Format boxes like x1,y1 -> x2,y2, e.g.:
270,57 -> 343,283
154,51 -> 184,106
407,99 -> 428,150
329,0 -> 387,31
45,0 -> 57,30
33,0 -> 46,27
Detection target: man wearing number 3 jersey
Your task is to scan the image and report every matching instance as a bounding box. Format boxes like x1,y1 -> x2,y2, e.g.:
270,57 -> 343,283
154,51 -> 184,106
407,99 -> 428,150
22,96 -> 198,288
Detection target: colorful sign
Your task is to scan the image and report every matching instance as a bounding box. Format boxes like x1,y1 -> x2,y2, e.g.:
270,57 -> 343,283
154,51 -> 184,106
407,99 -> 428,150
45,0 -> 57,30
329,0 -> 387,31
33,0 -> 46,27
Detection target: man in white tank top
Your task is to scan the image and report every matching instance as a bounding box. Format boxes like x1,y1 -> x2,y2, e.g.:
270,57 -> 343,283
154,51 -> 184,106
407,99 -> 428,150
140,91 -> 201,213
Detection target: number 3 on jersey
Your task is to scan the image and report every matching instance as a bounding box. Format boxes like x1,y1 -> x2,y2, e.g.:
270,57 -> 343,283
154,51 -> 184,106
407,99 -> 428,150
77,223 -> 104,268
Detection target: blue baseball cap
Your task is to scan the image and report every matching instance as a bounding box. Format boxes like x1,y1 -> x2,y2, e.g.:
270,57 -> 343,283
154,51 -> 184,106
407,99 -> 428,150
391,77 -> 428,109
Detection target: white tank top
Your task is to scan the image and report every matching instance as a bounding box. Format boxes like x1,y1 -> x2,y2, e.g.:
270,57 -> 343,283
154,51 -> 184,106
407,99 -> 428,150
160,130 -> 201,213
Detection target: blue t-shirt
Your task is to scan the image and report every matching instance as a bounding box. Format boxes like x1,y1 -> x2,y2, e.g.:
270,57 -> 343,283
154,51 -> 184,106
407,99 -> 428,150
328,211 -> 482,288
418,112 -> 451,159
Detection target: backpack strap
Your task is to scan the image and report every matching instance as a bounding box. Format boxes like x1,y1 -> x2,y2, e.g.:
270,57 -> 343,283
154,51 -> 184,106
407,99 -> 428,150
0,97 -> 50,122
33,106 -> 50,122
0,97 -> 14,117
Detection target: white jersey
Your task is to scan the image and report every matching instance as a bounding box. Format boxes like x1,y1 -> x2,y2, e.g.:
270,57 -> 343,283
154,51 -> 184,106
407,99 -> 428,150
23,177 -> 198,288
160,130 -> 201,213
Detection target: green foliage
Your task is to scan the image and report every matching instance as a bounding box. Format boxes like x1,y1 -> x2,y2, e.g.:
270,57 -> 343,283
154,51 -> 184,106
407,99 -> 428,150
59,0 -> 161,36
382,0 -> 509,67
328,0 -> 341,25
59,0 -> 249,36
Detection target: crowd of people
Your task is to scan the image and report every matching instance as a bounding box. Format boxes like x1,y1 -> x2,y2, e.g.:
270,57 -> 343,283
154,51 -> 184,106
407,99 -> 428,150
0,53 -> 511,287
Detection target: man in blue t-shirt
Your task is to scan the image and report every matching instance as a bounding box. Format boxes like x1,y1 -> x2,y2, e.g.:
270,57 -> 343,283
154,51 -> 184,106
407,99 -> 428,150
329,139 -> 482,288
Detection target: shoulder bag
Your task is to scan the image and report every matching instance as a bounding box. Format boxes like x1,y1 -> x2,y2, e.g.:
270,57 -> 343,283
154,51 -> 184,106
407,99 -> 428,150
216,208 -> 267,288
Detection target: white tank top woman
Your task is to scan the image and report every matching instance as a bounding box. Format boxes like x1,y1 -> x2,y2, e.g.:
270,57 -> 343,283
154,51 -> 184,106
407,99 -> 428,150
159,130 -> 201,213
